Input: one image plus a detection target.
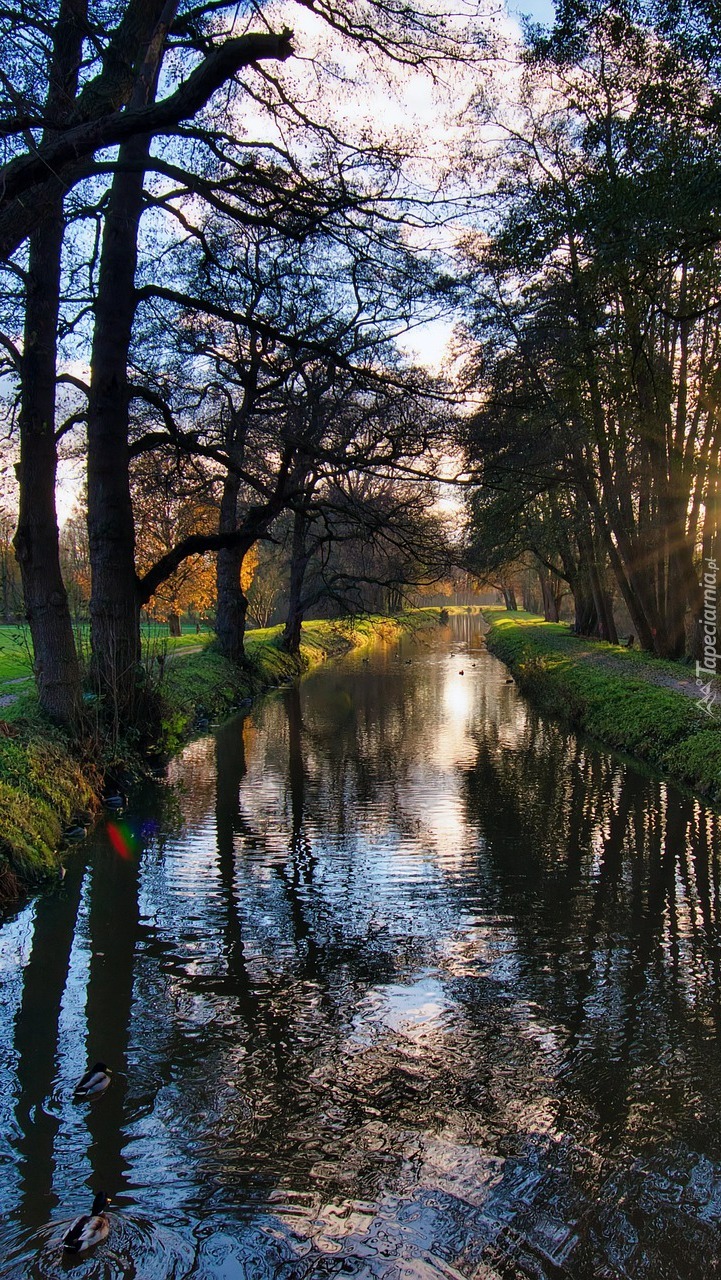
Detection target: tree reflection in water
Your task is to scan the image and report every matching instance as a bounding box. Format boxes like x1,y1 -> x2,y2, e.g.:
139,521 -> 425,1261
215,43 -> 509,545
3,616 -> 721,1278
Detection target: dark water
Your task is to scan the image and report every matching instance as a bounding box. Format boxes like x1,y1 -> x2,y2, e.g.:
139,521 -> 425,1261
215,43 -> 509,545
3,614 -> 721,1279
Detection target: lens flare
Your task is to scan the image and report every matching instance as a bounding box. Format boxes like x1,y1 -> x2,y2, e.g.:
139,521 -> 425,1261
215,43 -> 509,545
106,820 -> 139,860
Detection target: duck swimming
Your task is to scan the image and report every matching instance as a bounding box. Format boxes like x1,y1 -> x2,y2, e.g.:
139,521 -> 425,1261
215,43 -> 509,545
74,1062 -> 112,1098
63,823 -> 87,842
103,792 -> 127,810
63,1192 -> 112,1253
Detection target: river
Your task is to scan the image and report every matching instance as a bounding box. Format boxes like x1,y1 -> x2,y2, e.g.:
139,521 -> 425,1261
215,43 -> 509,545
2,613 -> 721,1279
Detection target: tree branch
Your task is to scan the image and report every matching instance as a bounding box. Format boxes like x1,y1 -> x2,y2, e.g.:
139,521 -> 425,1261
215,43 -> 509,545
0,27 -> 294,253
136,494 -> 282,604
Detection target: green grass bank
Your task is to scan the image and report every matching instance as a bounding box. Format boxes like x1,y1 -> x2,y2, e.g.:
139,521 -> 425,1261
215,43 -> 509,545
158,612 -> 437,751
0,620 -> 214,691
483,608 -> 721,800
0,611 -> 437,906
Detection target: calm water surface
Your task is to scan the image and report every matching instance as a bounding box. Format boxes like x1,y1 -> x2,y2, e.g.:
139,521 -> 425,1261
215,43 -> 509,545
3,615 -> 721,1278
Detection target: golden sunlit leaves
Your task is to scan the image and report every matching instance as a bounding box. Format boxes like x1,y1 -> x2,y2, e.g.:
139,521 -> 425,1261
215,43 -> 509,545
132,455 -> 218,622
240,543 -> 259,595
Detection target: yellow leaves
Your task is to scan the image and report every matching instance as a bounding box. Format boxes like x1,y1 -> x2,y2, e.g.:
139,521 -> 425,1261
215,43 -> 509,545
240,543 -> 259,594
129,457 -> 261,623
145,552 -> 216,620
132,456 -> 219,622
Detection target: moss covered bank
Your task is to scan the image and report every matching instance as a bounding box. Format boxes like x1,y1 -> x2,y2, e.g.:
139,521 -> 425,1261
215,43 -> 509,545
484,609 -> 721,801
0,612 -> 436,905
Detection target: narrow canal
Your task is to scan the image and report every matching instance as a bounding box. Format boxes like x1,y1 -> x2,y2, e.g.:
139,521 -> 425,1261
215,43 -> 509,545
3,613 -> 721,1279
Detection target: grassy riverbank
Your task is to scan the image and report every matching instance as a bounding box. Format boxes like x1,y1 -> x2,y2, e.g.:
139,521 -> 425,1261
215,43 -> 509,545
158,612 -> 436,750
0,621 -> 214,699
0,611 -> 437,904
484,608 -> 721,800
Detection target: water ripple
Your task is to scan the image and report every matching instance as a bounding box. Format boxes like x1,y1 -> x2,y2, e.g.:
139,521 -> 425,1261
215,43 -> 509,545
4,616 -> 721,1277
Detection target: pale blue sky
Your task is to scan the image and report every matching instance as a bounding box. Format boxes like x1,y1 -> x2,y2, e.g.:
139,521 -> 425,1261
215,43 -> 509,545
510,0 -> 557,26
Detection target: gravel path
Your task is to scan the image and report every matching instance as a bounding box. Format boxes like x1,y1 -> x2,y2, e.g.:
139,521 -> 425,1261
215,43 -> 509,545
483,611 -> 719,706
564,640 -> 708,700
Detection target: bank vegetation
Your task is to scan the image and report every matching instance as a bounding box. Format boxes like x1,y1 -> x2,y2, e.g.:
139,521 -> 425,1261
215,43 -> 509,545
0,611 -> 436,904
486,611 -> 721,800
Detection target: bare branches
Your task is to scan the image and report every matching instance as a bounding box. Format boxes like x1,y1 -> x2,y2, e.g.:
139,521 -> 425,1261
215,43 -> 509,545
0,26 -> 294,257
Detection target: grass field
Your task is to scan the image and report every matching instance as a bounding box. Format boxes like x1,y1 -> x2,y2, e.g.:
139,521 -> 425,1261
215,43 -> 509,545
0,622 -> 214,687
0,612 -> 443,689
0,630 -> 32,682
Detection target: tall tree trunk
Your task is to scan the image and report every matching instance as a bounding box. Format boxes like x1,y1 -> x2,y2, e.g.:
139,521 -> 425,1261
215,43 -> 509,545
14,209 -> 83,726
570,575 -> 598,635
580,468 -> 653,649
587,518 -> 618,644
575,514 -> 618,642
587,554 -> 618,643
619,284 -> 693,659
537,563 -> 560,622
86,134 -> 150,722
86,5 -> 177,725
215,473 -> 250,664
567,227 -> 659,652
282,511 -> 311,654
662,487 -> 703,660
1,546 -> 7,622
13,0 -> 87,727
662,541 -> 697,660
387,585 -> 403,613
